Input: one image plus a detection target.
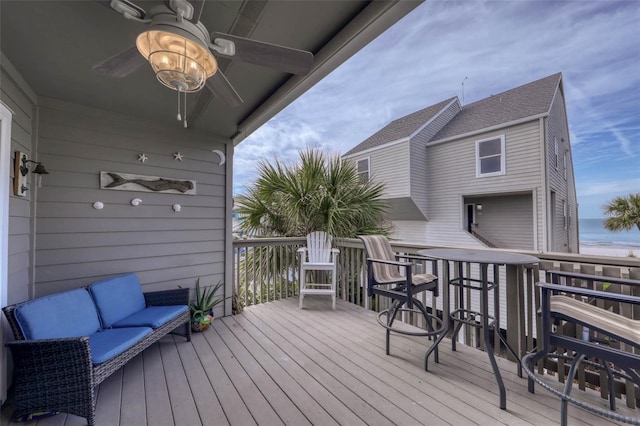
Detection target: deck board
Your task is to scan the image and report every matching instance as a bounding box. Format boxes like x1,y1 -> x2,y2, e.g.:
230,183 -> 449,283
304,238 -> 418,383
1,296 -> 637,425
173,335 -> 227,425
253,298 -> 462,425
202,322 -> 284,426
120,353 -> 147,426
143,342 -> 174,426
235,310 -> 381,426
216,317 -> 338,426
276,298 -> 519,425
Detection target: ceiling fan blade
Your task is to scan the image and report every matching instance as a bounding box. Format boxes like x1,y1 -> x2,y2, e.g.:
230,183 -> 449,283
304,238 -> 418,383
212,32 -> 314,75
96,0 -> 114,10
187,0 -> 205,23
93,46 -> 146,78
205,71 -> 244,108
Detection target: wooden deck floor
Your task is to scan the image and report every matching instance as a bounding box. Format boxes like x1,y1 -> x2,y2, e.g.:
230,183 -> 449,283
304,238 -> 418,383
2,296 -> 637,425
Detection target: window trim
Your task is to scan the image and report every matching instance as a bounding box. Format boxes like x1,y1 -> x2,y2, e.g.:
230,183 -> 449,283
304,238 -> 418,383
563,151 -> 568,180
475,135 -> 506,178
554,137 -> 559,169
356,157 -> 370,182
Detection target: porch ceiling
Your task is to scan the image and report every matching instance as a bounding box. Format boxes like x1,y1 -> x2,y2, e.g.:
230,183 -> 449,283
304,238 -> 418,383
1,0 -> 420,143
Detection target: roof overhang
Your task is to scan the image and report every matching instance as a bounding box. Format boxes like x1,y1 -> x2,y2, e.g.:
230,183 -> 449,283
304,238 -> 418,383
1,0 -> 422,144
386,197 -> 428,221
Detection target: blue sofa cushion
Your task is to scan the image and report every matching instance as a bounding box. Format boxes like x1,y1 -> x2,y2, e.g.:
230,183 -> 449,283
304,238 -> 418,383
14,288 -> 101,340
88,274 -> 146,328
112,305 -> 188,328
89,327 -> 153,364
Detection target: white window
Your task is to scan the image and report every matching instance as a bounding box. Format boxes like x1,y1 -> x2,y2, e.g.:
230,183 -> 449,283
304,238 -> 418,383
563,200 -> 567,230
476,135 -> 506,177
554,137 -> 559,169
356,158 -> 369,183
563,151 -> 568,180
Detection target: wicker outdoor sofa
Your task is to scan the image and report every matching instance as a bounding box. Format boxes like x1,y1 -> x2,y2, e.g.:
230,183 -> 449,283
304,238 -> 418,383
2,273 -> 191,425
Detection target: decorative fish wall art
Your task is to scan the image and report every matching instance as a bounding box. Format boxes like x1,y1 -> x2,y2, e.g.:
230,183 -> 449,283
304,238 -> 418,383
100,171 -> 196,195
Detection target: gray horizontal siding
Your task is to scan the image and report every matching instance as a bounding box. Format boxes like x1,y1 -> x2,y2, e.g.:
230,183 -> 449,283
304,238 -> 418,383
36,202 -> 223,219
34,98 -> 229,297
36,217 -> 225,233
410,100 -> 461,218
36,229 -> 223,250
473,193 -> 534,250
7,252 -> 29,279
545,87 -> 576,252
425,120 -> 542,248
349,142 -> 411,198
36,252 -> 224,282
2,60 -> 35,305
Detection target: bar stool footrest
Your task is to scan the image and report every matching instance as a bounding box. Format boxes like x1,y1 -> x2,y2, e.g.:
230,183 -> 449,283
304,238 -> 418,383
451,308 -> 495,328
377,308 -> 446,337
522,352 -> 640,425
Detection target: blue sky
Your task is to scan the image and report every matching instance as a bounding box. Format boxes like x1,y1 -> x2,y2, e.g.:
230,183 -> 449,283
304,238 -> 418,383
233,0 -> 639,220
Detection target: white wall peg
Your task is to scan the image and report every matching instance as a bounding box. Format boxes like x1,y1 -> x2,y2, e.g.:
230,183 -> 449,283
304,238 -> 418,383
172,204 -> 182,212
93,201 -> 104,210
131,198 -> 142,206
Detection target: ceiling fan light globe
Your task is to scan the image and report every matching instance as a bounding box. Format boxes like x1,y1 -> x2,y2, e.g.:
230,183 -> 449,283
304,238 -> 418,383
150,51 -> 206,92
136,30 -> 217,93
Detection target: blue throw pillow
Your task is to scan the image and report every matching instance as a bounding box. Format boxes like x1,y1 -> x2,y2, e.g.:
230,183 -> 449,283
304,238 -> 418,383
14,288 -> 101,340
88,274 -> 146,328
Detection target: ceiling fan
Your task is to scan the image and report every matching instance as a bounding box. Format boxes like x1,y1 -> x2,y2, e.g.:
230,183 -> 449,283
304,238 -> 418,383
93,0 -> 314,125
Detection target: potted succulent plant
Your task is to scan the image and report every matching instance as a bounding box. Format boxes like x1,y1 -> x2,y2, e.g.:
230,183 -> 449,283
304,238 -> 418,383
189,278 -> 224,332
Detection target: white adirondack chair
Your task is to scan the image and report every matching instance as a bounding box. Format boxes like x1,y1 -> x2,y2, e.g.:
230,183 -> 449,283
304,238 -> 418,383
297,231 -> 339,309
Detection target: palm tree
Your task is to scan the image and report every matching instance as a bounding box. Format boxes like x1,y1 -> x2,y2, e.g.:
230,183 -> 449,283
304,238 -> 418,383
234,149 -> 391,304
235,148 -> 390,237
603,193 -> 640,232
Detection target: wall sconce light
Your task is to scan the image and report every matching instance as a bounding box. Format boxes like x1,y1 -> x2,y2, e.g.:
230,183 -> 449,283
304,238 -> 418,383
476,204 -> 483,212
20,158 -> 49,176
13,151 -> 49,196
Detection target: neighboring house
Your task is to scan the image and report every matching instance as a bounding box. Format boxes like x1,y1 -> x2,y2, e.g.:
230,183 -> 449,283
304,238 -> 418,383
343,73 -> 579,253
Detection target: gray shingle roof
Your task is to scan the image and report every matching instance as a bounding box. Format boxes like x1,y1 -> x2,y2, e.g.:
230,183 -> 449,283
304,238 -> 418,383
343,97 -> 457,156
344,73 -> 562,157
430,73 -> 561,142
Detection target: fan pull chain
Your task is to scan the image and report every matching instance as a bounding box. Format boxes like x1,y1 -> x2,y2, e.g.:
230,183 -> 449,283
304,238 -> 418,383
176,89 -> 182,121
183,91 -> 188,128
175,90 -> 188,128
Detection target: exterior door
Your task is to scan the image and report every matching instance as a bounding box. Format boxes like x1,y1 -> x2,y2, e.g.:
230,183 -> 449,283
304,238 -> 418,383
0,102 -> 13,403
465,204 -> 475,232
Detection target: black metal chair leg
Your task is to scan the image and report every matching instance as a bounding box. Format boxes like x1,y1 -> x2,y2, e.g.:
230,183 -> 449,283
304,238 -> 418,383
525,350 -> 547,393
561,353 -> 586,426
386,301 -> 402,355
450,320 -> 464,352
413,298 -> 445,369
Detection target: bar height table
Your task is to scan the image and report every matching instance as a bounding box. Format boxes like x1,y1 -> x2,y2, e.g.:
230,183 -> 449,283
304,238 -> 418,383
417,248 -> 539,410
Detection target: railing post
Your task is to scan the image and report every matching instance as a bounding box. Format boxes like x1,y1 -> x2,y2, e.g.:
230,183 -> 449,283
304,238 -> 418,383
505,264 -> 525,359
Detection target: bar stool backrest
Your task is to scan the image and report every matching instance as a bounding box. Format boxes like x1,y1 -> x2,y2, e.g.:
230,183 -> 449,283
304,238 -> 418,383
359,235 -> 403,283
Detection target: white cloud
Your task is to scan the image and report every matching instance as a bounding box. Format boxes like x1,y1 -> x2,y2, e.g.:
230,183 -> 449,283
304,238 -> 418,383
235,0 -> 640,220
578,178 -> 640,198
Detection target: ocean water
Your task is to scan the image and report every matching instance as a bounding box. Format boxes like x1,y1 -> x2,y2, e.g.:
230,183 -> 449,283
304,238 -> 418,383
579,218 -> 640,249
